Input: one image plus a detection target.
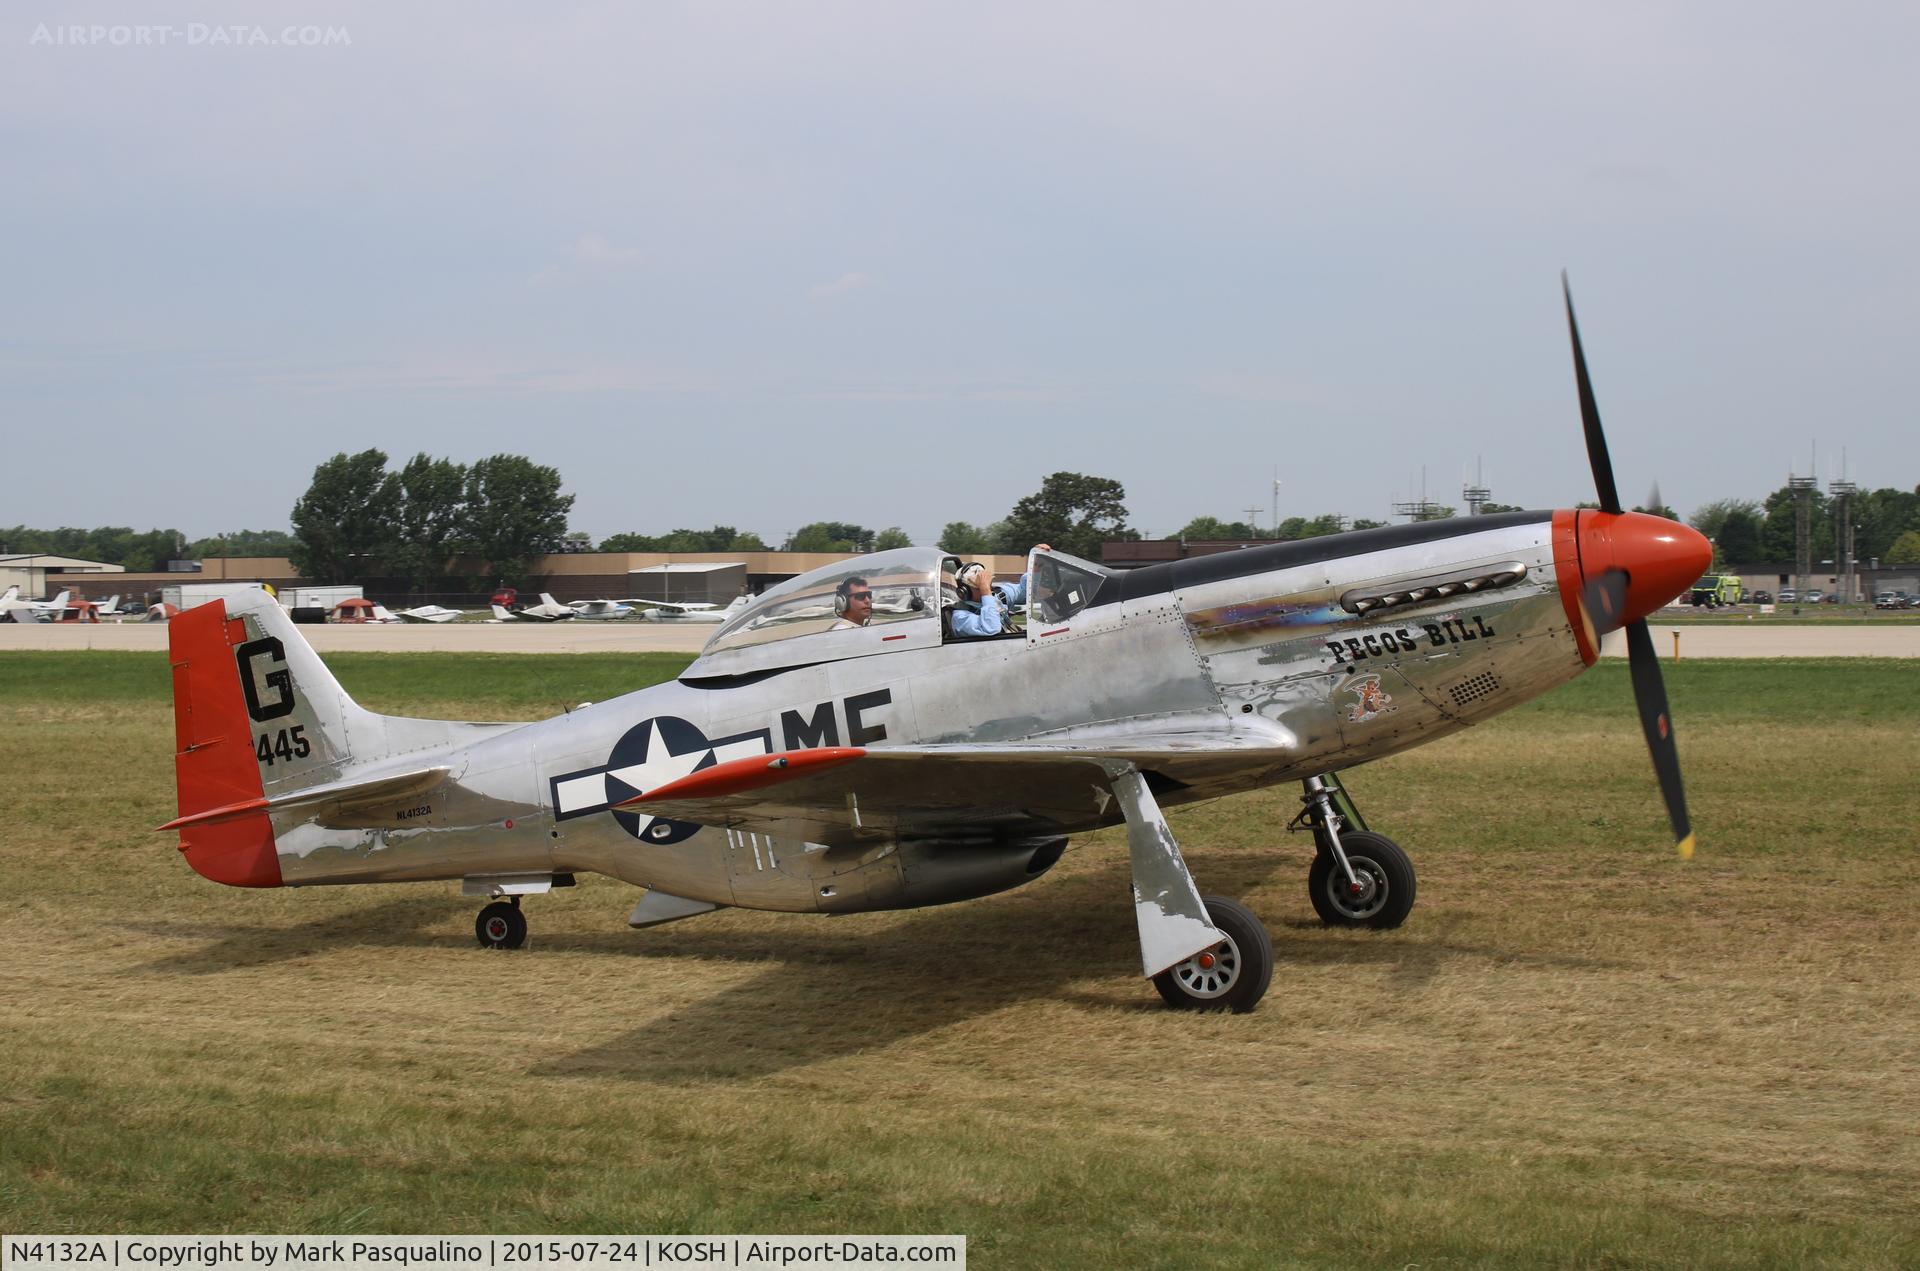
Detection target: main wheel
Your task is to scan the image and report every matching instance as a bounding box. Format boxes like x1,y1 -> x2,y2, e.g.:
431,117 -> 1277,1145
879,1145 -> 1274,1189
1151,895 -> 1273,1014
475,900 -> 528,950
1308,831 -> 1416,929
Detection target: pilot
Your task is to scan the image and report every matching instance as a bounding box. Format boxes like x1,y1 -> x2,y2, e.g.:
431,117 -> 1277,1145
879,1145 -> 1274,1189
947,546 -> 1048,638
829,576 -> 873,630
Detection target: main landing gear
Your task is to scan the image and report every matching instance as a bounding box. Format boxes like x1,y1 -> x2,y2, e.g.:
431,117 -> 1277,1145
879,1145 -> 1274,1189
1293,774 -> 1416,930
475,897 -> 528,949
1106,762 -> 1274,1014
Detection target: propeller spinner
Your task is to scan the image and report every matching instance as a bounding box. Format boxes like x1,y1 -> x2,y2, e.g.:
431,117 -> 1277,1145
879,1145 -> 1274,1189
1560,275 -> 1709,857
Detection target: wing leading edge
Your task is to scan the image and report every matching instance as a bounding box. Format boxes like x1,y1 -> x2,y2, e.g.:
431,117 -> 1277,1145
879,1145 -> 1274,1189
617,733 -> 1293,846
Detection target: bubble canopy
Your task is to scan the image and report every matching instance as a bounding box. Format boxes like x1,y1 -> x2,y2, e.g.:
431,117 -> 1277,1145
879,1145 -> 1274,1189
682,547 -> 947,679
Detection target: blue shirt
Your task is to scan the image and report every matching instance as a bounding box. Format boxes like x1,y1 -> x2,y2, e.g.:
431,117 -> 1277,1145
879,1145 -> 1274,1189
949,575 -> 1028,637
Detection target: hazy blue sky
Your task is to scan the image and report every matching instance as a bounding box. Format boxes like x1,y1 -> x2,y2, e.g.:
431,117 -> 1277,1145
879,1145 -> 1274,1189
5,3 -> 1915,544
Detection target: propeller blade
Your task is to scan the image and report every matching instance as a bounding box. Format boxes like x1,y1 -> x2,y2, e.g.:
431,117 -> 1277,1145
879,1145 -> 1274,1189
1581,568 -> 1629,640
1623,618 -> 1695,858
1562,272 -> 1622,514
1645,480 -> 1663,516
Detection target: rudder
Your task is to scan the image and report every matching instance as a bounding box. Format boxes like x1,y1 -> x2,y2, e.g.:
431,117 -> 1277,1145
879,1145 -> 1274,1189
168,590 -> 366,887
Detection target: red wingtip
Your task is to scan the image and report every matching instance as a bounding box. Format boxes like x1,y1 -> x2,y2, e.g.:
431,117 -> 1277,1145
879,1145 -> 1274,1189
618,747 -> 867,806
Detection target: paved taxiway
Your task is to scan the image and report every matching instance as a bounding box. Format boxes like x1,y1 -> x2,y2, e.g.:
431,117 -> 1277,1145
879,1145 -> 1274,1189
4,619 -> 1918,657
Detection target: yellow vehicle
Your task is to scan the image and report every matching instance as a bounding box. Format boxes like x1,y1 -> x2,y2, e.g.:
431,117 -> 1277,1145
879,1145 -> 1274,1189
1689,574 -> 1744,607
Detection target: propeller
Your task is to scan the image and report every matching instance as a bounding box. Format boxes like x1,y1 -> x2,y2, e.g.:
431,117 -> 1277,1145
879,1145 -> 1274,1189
1561,273 -> 1696,859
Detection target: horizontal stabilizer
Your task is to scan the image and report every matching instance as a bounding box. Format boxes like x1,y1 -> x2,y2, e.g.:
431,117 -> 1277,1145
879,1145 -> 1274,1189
159,765 -> 448,832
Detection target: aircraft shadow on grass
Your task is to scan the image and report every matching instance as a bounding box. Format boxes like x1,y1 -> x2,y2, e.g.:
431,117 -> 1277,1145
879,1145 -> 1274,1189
125,849 -> 1623,1080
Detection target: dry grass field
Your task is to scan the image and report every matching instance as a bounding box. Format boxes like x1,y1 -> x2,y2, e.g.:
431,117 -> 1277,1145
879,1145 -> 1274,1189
2,652 -> 1916,1267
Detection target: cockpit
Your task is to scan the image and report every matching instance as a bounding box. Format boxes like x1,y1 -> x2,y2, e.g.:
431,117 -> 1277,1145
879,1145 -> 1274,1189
681,545 -> 1115,679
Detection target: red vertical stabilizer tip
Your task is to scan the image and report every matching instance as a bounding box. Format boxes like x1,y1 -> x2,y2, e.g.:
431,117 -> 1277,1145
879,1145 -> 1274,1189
167,601 -> 282,887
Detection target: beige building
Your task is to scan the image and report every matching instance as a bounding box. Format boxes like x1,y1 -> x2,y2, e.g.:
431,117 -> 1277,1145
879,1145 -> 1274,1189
48,549 -> 1030,606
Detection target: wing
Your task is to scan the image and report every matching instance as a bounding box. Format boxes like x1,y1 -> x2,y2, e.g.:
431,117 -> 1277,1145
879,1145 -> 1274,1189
619,599 -> 715,613
616,733 -> 1292,847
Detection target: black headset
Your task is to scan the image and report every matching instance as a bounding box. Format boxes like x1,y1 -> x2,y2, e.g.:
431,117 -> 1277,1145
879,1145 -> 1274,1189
954,562 -> 986,601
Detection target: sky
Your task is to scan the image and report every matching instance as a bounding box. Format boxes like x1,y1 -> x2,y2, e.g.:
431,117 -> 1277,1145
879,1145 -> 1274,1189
4,3 -> 1916,545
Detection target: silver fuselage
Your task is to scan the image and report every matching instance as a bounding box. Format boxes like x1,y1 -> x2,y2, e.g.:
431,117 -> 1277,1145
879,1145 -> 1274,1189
269,514 -> 1583,912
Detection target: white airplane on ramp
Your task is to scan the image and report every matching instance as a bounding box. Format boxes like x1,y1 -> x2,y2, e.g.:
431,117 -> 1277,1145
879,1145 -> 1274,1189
394,604 -> 467,624
0,588 -> 72,623
633,595 -> 750,624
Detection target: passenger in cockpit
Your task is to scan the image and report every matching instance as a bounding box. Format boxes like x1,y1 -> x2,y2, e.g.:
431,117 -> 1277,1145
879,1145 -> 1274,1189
947,547 -> 1047,637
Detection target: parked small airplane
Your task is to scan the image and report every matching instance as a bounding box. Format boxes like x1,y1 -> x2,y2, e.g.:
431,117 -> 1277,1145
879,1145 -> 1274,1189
54,594 -> 121,623
394,604 -> 467,624
570,598 -> 637,621
159,280 -> 1705,1014
632,595 -> 751,624
489,593 -> 577,622
0,588 -> 72,623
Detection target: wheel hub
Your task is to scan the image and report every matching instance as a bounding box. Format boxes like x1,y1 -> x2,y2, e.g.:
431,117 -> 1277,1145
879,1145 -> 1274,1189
1167,936 -> 1241,999
1328,857 -> 1388,919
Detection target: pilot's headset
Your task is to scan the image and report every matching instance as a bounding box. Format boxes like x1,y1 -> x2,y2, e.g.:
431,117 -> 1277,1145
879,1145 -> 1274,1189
833,576 -> 864,616
954,562 -> 986,602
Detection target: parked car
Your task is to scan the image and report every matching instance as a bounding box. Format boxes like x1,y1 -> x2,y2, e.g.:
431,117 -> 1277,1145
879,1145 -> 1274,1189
1877,591 -> 1914,610
1803,589 -> 1825,603
1778,589 -> 1798,603
1751,590 -> 1774,604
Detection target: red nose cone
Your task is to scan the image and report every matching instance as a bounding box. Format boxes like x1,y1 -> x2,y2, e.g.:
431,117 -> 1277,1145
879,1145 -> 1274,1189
1576,511 -> 1713,626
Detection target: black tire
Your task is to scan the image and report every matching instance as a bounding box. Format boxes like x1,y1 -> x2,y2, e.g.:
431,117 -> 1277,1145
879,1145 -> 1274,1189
1151,895 -> 1273,1014
1308,831 -> 1416,930
475,901 -> 528,950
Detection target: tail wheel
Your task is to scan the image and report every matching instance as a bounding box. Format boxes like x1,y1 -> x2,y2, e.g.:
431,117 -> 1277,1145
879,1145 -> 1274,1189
475,900 -> 528,950
1151,895 -> 1274,1014
1308,831 -> 1416,929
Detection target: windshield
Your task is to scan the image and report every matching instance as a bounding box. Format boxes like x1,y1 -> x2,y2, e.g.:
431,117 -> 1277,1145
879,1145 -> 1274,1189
1028,548 -> 1113,625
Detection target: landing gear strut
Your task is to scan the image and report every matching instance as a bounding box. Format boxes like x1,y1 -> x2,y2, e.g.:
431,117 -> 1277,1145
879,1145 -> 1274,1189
1294,774 -> 1416,930
475,896 -> 528,949
1106,761 -> 1273,1014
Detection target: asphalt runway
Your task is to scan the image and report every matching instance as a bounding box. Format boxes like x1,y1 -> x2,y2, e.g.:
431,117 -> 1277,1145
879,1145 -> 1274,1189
4,617 -> 1918,657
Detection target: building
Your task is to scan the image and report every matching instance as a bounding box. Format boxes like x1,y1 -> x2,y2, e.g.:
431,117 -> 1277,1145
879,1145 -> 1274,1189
0,553 -> 126,597
43,549 -> 1032,608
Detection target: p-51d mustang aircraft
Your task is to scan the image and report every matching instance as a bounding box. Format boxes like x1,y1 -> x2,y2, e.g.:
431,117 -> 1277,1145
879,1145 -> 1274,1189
161,282 -> 1707,1013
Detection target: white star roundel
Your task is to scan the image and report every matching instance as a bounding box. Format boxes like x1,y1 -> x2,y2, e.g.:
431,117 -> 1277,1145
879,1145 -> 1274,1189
550,716 -> 771,843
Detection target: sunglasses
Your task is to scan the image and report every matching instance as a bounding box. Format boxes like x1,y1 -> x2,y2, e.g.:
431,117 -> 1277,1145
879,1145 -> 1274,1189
847,591 -> 872,601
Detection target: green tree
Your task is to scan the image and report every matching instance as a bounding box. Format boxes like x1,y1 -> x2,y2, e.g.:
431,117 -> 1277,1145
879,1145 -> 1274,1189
386,454 -> 469,590
598,532 -> 662,551
186,529 -> 299,558
1688,498 -> 1761,544
1714,508 -> 1763,566
1479,502 -> 1527,515
872,527 -> 912,550
459,454 -> 574,584
998,472 -> 1134,558
1177,516 -> 1263,540
789,522 -> 871,552
1757,485 -> 1833,562
1277,514 -> 1348,539
290,449 -> 402,583
1855,487 -> 1920,562
1351,518 -> 1389,530
939,521 -> 994,554
1886,529 -> 1920,566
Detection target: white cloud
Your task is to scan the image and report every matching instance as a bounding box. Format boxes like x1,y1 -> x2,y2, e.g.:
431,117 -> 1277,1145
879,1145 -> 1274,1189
810,271 -> 873,299
531,234 -> 645,286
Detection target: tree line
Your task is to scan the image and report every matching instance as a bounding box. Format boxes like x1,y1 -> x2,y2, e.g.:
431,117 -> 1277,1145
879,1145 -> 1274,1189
13,468 -> 1919,589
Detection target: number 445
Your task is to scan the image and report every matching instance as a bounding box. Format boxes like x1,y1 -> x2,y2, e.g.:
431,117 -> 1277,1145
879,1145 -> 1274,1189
257,725 -> 311,766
